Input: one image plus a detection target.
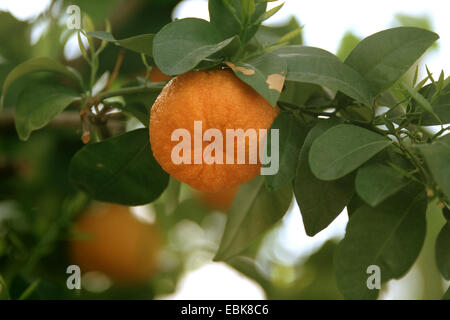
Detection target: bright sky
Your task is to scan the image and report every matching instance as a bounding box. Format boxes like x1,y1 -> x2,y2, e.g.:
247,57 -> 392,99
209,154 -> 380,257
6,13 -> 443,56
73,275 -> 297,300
1,0 -> 447,300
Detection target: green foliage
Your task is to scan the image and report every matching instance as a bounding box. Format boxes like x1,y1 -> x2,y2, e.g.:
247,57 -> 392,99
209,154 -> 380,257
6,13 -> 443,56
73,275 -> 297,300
153,18 -> 236,75
274,46 -> 373,106
69,129 -> 169,205
336,183 -> 427,299
435,222 -> 450,279
355,163 -> 410,207
294,120 -> 354,236
209,0 -> 267,43
336,31 -> 361,61
413,82 -> 450,125
89,32 -> 155,57
309,124 -> 392,181
15,81 -> 80,141
1,57 -> 81,109
215,176 -> 292,261
0,0 -> 448,300
227,52 -> 286,106
444,287 -> 450,300
0,274 -> 9,300
417,134 -> 450,202
265,111 -> 308,190
344,27 -> 439,96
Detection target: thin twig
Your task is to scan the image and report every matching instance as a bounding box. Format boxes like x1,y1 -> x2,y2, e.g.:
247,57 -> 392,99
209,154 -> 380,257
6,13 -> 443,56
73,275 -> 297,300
104,49 -> 126,92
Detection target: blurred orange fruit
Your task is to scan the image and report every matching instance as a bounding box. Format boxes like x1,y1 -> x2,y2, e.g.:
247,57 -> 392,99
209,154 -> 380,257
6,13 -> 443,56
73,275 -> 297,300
69,203 -> 161,284
149,69 -> 279,192
198,185 -> 239,212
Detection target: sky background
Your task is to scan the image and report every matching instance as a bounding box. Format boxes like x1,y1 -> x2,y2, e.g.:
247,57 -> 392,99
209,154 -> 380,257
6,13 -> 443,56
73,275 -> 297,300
0,0 -> 448,299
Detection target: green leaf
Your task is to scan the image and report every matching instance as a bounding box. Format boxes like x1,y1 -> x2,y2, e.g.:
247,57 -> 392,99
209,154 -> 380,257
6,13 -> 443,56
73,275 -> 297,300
355,163 -> 410,207
153,18 -> 236,75
87,31 -> 116,42
214,176 -> 292,261
241,0 -> 256,23
294,119 -> 354,236
443,207 -> 450,222
255,17 -> 303,47
0,12 -> 31,63
14,81 -> 80,141
335,183 -> 427,299
209,0 -> 267,42
417,134 -> 450,201
69,128 -> 169,206
252,2 -> 284,25
413,82 -> 450,125
265,112 -> 308,190
279,82 -> 329,107
436,223 -> 450,279
1,57 -> 80,110
400,81 -> 438,121
344,27 -> 439,96
88,31 -> 155,56
226,52 -> 286,106
0,274 -> 9,300
309,124 -> 392,181
444,287 -> 450,300
336,31 -> 361,61
274,46 -> 373,106
121,87 -> 159,126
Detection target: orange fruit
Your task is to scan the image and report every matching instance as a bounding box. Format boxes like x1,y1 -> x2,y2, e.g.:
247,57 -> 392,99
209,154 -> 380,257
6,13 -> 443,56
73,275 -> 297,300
198,185 -> 239,212
149,66 -> 172,82
149,69 -> 279,192
69,203 -> 161,284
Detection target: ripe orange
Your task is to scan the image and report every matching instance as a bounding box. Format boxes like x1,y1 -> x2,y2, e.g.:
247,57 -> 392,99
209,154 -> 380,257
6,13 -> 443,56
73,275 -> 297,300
149,69 -> 279,192
69,203 -> 161,284
198,185 -> 239,212
149,66 -> 172,82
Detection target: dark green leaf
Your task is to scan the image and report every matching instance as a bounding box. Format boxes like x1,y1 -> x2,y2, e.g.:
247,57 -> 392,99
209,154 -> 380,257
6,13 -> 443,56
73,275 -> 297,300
355,163 -> 410,207
122,89 -> 159,126
345,27 -> 439,96
417,134 -> 450,201
209,0 -> 267,42
294,119 -> 354,236
265,112 -> 308,190
214,176 -> 292,261
347,194 -> 365,218
443,207 -> 450,221
444,287 -> 450,300
1,57 -> 80,110
153,18 -> 235,75
436,223 -> 450,279
0,12 -> 31,62
89,31 -> 155,56
227,52 -> 286,106
279,82 -> 329,107
0,274 -> 9,300
88,31 -> 116,42
252,2 -> 284,25
413,82 -> 450,125
69,128 -> 169,206
336,183 -> 427,299
309,124 -> 392,181
255,17 -> 303,46
336,31 -> 361,61
15,81 -> 80,141
274,46 -> 373,106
